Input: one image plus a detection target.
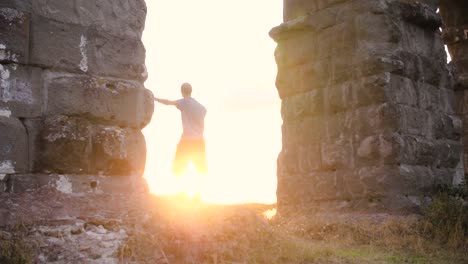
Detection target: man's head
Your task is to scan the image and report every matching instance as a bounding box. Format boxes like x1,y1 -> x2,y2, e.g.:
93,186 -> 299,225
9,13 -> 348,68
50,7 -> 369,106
181,83 -> 192,98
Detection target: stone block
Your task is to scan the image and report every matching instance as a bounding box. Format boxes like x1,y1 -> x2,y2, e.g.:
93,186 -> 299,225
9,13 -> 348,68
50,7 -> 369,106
90,126 -> 146,176
7,174 -> 148,194
0,8 -> 29,63
275,62 -> 319,98
274,33 -> 317,69
46,73 -> 154,128
278,144 -> 321,174
282,117 -> 323,147
327,81 -> 355,113
30,15 -> 88,73
434,141 -> 462,168
0,0 -> 31,11
321,139 -> 353,170
397,106 -> 431,138
396,21 -> 446,59
313,171 -> 340,200
417,83 -> 439,111
276,172 -> 308,206
283,0 -> 348,21
342,169 -> 368,198
355,133 -> 396,166
397,165 -> 437,194
31,0 -> 147,38
395,51 -> 447,86
356,103 -> 399,136
297,144 -> 322,172
275,51 -> 409,98
0,64 -> 44,118
324,111 -> 356,141
281,89 -> 323,120
394,135 -> 437,166
385,74 -> 418,107
37,115 -> 93,174
353,166 -> 395,197
35,116 -> 147,176
0,116 -> 27,173
87,30 -> 146,80
391,1 -> 441,29
431,112 -> 462,140
354,165 -> 434,197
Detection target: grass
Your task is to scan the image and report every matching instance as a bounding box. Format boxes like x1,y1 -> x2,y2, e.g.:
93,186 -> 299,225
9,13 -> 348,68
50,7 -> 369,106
421,182 -> 468,250
118,194 -> 468,264
2,184 -> 467,263
0,226 -> 34,264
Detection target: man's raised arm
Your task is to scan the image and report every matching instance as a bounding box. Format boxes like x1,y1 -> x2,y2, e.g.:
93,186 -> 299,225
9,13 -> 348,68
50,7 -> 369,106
154,97 -> 177,106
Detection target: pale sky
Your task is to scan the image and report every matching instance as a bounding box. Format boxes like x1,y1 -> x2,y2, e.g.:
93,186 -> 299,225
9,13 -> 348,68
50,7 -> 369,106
142,0 -> 283,204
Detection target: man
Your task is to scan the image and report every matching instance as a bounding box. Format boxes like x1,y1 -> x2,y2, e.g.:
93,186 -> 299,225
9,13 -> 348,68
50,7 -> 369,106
154,83 -> 207,177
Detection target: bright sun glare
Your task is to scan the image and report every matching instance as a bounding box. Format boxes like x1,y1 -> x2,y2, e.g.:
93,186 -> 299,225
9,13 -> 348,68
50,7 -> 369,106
142,1 -> 283,204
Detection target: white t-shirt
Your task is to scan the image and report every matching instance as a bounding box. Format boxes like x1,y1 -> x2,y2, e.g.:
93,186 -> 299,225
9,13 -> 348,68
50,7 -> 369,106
176,97 -> 207,139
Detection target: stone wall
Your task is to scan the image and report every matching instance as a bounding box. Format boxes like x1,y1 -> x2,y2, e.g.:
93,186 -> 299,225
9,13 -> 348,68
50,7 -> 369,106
271,0 -> 463,214
440,0 -> 468,180
0,0 -> 153,193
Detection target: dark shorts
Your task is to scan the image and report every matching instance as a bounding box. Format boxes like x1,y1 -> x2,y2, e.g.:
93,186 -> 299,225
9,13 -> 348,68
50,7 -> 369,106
173,139 -> 207,176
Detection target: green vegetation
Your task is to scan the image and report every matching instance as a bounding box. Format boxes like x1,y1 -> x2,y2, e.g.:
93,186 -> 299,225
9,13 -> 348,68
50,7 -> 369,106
422,181 -> 468,250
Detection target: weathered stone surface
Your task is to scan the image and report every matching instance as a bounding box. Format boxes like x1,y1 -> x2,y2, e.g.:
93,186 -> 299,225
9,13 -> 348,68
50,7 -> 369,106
0,7 -> 29,63
0,0 -> 152,182
35,116 -> 147,176
30,15 -> 88,73
37,115 -> 92,174
90,126 -> 146,176
30,15 -> 146,79
0,116 -> 27,174
46,73 -> 154,128
274,0 -> 462,213
87,29 -> 147,80
32,0 -> 147,38
0,0 -> 147,38
0,64 -> 44,118
8,174 -> 148,194
0,0 -> 31,11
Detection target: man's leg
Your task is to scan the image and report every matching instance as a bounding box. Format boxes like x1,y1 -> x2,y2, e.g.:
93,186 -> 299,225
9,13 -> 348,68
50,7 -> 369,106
192,139 -> 207,176
173,140 -> 190,177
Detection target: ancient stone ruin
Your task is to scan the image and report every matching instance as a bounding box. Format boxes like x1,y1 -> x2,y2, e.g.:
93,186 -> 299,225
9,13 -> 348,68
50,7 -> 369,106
0,0 -> 467,262
272,0 -> 468,214
0,0 -> 153,194
0,0 -> 467,217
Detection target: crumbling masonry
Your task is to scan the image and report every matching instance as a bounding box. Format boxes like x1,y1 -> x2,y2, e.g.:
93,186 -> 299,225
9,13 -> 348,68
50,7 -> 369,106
272,0 -> 468,214
0,0 -> 152,193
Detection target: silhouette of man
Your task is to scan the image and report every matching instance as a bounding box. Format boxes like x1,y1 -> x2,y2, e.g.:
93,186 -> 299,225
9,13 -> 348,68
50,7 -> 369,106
154,83 -> 207,176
